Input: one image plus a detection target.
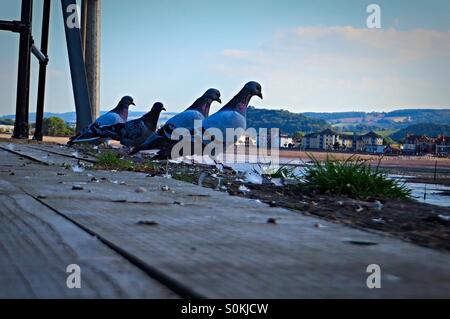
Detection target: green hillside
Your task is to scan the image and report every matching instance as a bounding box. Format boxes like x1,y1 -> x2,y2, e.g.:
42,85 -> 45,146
390,123 -> 450,141
247,107 -> 329,135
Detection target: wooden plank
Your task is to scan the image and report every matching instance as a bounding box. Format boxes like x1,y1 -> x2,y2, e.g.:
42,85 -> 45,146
0,180 -> 177,298
26,144 -> 98,163
2,153 -> 449,298
0,142 -> 95,167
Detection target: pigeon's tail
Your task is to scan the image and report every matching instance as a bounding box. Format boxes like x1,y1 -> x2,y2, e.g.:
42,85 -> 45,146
67,124 -> 103,145
128,136 -> 164,155
67,132 -> 101,145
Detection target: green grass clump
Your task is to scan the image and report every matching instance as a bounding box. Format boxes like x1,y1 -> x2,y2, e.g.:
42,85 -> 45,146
95,151 -> 158,172
301,154 -> 411,200
96,152 -> 133,170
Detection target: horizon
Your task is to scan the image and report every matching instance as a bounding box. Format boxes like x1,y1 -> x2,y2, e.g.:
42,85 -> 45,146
1,106 -> 450,119
1,0 -> 450,116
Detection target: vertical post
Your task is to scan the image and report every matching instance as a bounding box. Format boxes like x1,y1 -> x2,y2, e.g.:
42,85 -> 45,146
61,0 -> 93,132
80,0 -> 88,57
33,0 -> 51,141
434,160 -> 438,181
85,0 -> 101,121
13,0 -> 33,139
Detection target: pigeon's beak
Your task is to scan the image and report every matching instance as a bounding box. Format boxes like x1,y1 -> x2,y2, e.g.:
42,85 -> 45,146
216,98 -> 222,104
131,102 -> 136,106
162,107 -> 166,111
257,92 -> 263,99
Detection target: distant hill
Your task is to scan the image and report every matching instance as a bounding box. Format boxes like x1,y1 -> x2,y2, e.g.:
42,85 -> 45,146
303,109 -> 450,126
390,123 -> 450,141
0,111 -> 177,124
247,107 -> 329,135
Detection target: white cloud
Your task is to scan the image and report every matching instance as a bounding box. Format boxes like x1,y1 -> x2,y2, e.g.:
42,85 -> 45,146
213,26 -> 450,112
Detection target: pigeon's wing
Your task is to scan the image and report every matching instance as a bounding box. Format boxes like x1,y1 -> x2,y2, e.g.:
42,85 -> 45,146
119,120 -> 150,146
203,110 -> 246,143
96,112 -> 124,127
129,110 -> 204,155
67,112 -> 124,144
163,110 -> 204,138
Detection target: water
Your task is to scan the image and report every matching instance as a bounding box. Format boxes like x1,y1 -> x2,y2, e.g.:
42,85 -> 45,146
402,182 -> 450,207
171,155 -> 450,208
230,160 -> 450,208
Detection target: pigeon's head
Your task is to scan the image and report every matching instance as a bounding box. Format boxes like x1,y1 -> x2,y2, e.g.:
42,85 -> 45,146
243,81 -> 263,99
203,88 -> 222,104
119,96 -> 136,108
151,102 -> 166,113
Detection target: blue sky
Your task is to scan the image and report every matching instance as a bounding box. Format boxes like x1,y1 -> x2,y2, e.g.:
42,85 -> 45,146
1,0 -> 450,116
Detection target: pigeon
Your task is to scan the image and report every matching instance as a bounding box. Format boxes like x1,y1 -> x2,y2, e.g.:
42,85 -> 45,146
129,88 -> 221,154
201,81 -> 262,152
68,96 -> 135,145
97,102 -> 166,147
203,81 -> 262,135
147,81 -> 262,160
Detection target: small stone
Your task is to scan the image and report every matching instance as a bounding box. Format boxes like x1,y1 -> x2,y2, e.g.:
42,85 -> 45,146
267,218 -> 278,224
120,181 -> 127,185
9,172 -> 15,176
173,201 -> 184,206
161,185 -> 170,191
269,201 -> 277,207
315,223 -> 326,228
356,205 -> 364,212
135,187 -> 147,193
37,195 -> 47,199
238,185 -> 250,193
137,220 -> 159,226
72,185 -> 83,190
372,200 -> 383,211
372,218 -> 386,224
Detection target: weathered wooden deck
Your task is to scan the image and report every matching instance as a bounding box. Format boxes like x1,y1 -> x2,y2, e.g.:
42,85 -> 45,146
1,142 -> 450,298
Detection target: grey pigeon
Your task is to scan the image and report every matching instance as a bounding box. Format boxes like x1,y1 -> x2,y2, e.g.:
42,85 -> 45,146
148,82 -> 262,159
203,81 -> 262,137
129,88 -> 221,154
98,102 -> 165,147
68,95 -> 135,144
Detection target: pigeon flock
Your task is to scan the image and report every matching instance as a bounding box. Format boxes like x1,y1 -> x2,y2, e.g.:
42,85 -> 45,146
68,81 -> 263,159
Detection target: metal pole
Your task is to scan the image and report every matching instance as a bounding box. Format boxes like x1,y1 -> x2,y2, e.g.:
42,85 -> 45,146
13,0 -> 33,139
85,0 -> 101,120
61,0 -> 93,132
33,0 -> 51,141
80,0 -> 88,57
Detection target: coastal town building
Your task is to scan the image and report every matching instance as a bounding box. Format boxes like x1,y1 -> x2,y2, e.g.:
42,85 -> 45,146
403,135 -> 435,155
300,129 -> 384,153
302,128 -> 341,151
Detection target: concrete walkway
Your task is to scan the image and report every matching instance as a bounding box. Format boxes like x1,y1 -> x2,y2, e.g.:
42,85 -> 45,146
0,142 -> 449,298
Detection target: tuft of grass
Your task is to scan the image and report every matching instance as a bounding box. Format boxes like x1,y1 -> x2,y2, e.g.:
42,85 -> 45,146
95,151 -> 159,173
96,152 -> 133,170
300,153 -> 411,200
